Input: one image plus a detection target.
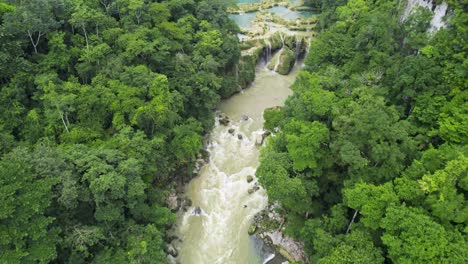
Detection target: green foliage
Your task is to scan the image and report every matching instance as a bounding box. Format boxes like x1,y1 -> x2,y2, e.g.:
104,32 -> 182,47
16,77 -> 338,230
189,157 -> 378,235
345,182 -> 399,230
259,0 -> 468,263
0,0 -> 242,262
284,119 -> 329,171
0,146 -> 61,263
318,230 -> 384,264
381,206 -> 468,263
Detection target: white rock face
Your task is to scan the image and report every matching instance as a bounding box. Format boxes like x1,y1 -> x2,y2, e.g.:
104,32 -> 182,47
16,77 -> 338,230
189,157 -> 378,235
429,2 -> 448,32
402,0 -> 433,21
265,230 -> 307,262
402,0 -> 449,32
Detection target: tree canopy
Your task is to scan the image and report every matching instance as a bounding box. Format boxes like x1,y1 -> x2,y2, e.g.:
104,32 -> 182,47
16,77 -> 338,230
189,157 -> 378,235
0,0 -> 241,262
257,0 -> 468,262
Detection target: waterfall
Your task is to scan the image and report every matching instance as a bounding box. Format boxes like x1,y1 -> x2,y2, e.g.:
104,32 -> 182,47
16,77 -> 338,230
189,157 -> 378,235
273,48 -> 283,72
264,39 -> 272,65
263,253 -> 275,264
301,38 -> 312,67
294,36 -> 302,63
279,31 -> 285,47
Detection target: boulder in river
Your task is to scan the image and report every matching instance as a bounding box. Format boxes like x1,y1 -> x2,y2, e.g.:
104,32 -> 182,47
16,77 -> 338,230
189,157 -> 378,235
237,134 -> 243,140
248,224 -> 257,235
256,131 -> 272,146
228,128 -> 235,135
167,254 -> 178,264
179,197 -> 192,212
248,186 -> 260,194
219,115 -> 230,126
255,135 -> 264,146
241,115 -> 249,121
192,206 -> 202,216
247,175 -> 254,183
167,244 -> 178,257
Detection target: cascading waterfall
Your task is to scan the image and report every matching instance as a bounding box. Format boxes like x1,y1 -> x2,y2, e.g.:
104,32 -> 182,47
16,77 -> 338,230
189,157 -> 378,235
272,31 -> 285,72
294,36 -> 302,63
273,48 -> 283,72
301,38 -> 312,67
279,31 -> 285,47
264,39 -> 272,65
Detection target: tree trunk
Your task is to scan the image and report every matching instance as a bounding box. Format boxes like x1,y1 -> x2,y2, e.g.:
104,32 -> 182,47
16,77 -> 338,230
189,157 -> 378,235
27,30 -> 42,54
346,209 -> 359,234
82,24 -> 89,49
60,112 -> 70,133
135,10 -> 141,24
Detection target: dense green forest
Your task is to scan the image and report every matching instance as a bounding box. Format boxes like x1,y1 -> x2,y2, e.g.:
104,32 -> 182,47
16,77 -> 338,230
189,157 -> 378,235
0,0 -> 241,262
258,0 -> 467,263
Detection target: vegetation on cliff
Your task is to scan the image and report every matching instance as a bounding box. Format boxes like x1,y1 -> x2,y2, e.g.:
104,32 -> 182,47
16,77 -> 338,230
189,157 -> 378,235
258,0 -> 467,262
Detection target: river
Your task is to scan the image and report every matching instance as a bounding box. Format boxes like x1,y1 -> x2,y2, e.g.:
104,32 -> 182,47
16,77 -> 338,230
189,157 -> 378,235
174,62 -> 301,263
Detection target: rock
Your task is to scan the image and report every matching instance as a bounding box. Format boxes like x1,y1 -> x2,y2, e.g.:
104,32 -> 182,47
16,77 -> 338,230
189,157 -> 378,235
167,244 -> 178,257
265,230 -> 308,263
200,149 -> 210,161
167,254 -> 178,264
228,128 -> 235,135
255,131 -> 272,146
248,186 -> 260,194
248,224 -> 257,235
178,197 -> 193,212
167,193 -> 179,211
241,115 -> 249,121
247,175 -> 254,183
237,134 -> 243,140
220,118 -> 229,126
219,115 -> 230,126
244,205 -> 248,208
193,206 -> 202,215
256,135 -> 264,146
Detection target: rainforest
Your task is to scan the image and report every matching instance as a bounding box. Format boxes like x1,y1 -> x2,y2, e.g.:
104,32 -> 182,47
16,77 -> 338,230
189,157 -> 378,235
0,0 -> 466,263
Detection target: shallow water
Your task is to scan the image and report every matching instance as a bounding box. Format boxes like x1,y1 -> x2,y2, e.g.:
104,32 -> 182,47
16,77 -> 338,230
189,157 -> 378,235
267,6 -> 317,21
229,13 -> 257,29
